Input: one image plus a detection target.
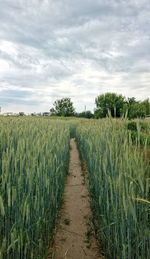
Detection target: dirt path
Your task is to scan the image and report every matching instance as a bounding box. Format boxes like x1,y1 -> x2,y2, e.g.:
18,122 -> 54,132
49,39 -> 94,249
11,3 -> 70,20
48,138 -> 103,259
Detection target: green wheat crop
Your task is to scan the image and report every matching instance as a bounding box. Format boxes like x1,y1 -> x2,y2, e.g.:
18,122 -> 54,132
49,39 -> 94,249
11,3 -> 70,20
75,118 -> 150,259
0,117 -> 70,259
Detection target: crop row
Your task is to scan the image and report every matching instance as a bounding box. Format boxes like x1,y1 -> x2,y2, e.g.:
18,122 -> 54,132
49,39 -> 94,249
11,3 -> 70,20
0,117 -> 70,259
75,119 -> 150,259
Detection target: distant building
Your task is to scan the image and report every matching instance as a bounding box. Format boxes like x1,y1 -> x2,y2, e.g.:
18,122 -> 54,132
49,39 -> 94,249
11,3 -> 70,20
3,112 -> 14,116
43,112 -> 50,116
31,112 -> 42,116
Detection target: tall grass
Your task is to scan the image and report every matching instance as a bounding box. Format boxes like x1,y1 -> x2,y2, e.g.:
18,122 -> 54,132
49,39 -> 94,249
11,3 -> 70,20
76,119 -> 150,259
0,117 -> 70,259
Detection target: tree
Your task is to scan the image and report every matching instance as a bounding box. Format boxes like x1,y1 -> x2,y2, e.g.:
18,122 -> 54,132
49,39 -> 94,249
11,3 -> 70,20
95,93 -> 125,118
19,112 -> 25,116
128,102 -> 145,119
142,99 -> 150,116
50,98 -> 75,117
123,97 -> 147,119
76,110 -> 94,119
122,97 -> 137,118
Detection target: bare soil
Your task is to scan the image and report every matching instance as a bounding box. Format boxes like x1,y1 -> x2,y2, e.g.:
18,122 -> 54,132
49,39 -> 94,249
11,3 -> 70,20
47,138 -> 103,259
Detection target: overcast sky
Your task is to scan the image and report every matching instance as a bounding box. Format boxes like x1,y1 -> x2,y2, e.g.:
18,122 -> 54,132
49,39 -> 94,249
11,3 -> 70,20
0,0 -> 150,113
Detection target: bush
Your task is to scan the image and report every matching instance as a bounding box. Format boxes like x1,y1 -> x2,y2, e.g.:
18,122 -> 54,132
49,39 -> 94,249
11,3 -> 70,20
127,121 -> 137,131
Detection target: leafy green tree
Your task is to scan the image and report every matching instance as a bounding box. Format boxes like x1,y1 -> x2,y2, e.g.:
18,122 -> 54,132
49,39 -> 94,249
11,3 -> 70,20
123,97 -> 147,119
129,103 -> 145,119
142,99 -> 150,115
76,110 -> 94,119
122,97 -> 137,118
50,98 -> 75,117
95,93 -> 125,118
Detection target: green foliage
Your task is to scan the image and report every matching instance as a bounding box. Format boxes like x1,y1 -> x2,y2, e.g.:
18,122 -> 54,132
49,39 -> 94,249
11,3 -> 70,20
123,98 -> 146,119
75,119 -> 150,259
1,116 -> 150,259
95,93 -> 150,119
142,99 -> 150,115
95,93 -> 125,118
127,121 -> 137,131
127,120 -> 150,146
0,117 -> 70,259
18,112 -> 25,116
76,110 -> 94,119
50,98 -> 75,117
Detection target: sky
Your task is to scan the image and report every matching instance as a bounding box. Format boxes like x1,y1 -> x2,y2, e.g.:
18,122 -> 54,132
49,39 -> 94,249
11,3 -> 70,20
0,0 -> 150,113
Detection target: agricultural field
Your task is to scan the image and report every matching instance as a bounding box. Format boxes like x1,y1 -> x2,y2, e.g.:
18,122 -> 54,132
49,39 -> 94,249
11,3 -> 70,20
75,119 -> 150,258
0,117 -> 70,259
0,116 -> 150,259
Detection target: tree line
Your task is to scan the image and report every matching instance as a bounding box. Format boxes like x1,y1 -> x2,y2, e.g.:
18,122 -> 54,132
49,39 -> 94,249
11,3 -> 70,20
50,93 -> 150,119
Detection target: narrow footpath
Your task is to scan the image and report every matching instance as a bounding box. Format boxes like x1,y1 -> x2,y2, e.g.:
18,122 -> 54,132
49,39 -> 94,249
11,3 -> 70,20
48,138 -> 103,259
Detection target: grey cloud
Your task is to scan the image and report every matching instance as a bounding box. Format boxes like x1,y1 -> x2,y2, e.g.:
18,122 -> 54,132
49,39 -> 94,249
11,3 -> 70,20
0,0 -> 150,112
0,88 -> 39,106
